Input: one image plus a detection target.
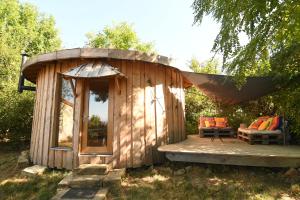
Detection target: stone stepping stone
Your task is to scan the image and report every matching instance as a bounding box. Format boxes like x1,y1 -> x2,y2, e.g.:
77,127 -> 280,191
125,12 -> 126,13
21,165 -> 47,177
51,187 -> 108,200
58,174 -> 105,189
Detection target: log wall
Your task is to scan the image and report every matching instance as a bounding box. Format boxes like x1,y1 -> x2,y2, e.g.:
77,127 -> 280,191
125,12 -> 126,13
29,59 -> 186,169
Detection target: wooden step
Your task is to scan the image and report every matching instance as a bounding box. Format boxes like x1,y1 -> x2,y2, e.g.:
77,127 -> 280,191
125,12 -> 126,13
58,174 -> 105,189
75,164 -> 111,175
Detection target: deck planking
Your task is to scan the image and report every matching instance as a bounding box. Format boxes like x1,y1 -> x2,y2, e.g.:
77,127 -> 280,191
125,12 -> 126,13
158,135 -> 300,168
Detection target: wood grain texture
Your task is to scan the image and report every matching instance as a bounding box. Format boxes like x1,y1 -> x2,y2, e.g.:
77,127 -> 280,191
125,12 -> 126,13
42,64 -> 55,165
73,78 -> 84,168
132,61 -> 143,167
144,62 -> 155,165
119,60 -> 128,167
29,59 -> 186,169
126,61 -> 133,168
160,135 -> 300,168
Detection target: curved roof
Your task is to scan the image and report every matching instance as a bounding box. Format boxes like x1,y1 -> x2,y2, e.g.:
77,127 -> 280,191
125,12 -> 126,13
62,61 -> 125,78
22,48 -> 178,82
22,48 -> 278,105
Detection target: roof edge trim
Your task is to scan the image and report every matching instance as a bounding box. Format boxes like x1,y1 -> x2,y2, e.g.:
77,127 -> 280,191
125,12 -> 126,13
22,48 -> 179,72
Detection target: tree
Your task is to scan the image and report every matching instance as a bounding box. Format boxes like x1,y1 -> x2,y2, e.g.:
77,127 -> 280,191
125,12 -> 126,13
192,0 -> 300,141
0,0 -> 61,147
86,22 -> 155,53
189,57 -> 219,74
192,0 -> 299,79
185,58 -> 219,134
185,58 -> 278,135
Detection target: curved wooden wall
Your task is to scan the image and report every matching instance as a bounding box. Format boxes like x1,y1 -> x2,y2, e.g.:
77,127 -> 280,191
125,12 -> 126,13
29,59 -> 186,169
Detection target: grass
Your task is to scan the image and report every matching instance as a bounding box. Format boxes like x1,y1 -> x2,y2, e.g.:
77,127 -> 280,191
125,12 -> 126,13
112,163 -> 300,200
0,150 -> 66,200
0,148 -> 299,200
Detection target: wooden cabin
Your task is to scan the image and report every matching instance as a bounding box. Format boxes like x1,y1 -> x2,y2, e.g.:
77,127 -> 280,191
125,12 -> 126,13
22,48 -> 186,170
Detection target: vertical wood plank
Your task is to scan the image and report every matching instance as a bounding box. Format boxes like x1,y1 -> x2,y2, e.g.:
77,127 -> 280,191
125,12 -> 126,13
33,69 -> 44,164
165,68 -> 173,144
179,73 -> 186,140
48,63 -> 60,167
112,60 -> 121,168
108,79 -> 114,153
30,84 -> 38,160
73,79 -> 84,168
31,70 -> 41,163
37,67 -> 49,165
140,62 -> 146,164
177,71 -> 183,142
42,64 -> 55,165
48,149 -> 55,168
132,61 -> 143,167
144,62 -> 156,165
155,65 -> 166,163
119,60 -> 128,168
62,151 -> 73,170
171,69 -> 179,143
55,150 -> 63,169
126,61 -> 133,168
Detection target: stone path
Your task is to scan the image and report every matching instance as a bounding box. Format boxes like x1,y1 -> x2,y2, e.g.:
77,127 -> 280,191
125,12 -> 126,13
51,164 -> 125,200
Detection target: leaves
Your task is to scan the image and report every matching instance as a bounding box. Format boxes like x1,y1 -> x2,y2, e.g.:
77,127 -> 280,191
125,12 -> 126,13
192,0 -> 299,79
0,0 -> 61,144
192,0 -> 300,139
86,22 -> 155,53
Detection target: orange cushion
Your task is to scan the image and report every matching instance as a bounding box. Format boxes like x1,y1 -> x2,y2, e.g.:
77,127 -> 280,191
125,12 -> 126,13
248,116 -> 270,129
214,117 -> 228,128
205,120 -> 216,127
216,122 -> 226,128
199,117 -> 215,128
249,119 -> 264,129
258,120 -> 271,130
214,117 -> 226,122
268,116 -> 280,130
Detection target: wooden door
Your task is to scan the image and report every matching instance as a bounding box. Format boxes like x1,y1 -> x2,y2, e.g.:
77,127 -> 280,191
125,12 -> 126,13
81,79 -> 113,154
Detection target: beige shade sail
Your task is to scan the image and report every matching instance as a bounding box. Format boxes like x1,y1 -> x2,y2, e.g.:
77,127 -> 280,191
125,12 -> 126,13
182,71 -> 278,105
62,61 -> 125,78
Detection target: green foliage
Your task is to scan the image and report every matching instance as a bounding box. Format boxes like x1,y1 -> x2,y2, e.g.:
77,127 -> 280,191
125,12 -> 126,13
185,58 -> 283,135
0,0 -> 61,146
192,0 -> 299,78
192,0 -> 300,139
86,22 -> 155,53
185,59 -> 219,134
189,57 -> 219,74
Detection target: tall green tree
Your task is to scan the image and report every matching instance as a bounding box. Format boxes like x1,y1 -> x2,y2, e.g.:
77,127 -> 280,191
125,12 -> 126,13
192,0 -> 300,141
86,22 -> 155,53
0,0 -> 61,146
192,0 -> 299,79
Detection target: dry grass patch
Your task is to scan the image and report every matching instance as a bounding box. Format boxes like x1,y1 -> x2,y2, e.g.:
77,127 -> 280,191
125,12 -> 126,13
111,163 -> 300,200
0,150 -> 66,200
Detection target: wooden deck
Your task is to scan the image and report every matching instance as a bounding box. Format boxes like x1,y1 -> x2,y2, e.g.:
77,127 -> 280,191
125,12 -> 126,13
158,135 -> 300,168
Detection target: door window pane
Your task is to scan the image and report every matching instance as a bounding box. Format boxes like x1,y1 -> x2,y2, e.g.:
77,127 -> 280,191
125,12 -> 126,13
87,80 -> 109,147
57,77 -> 75,148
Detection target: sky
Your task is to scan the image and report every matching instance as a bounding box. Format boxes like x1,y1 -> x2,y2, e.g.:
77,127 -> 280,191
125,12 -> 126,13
23,0 -> 221,71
